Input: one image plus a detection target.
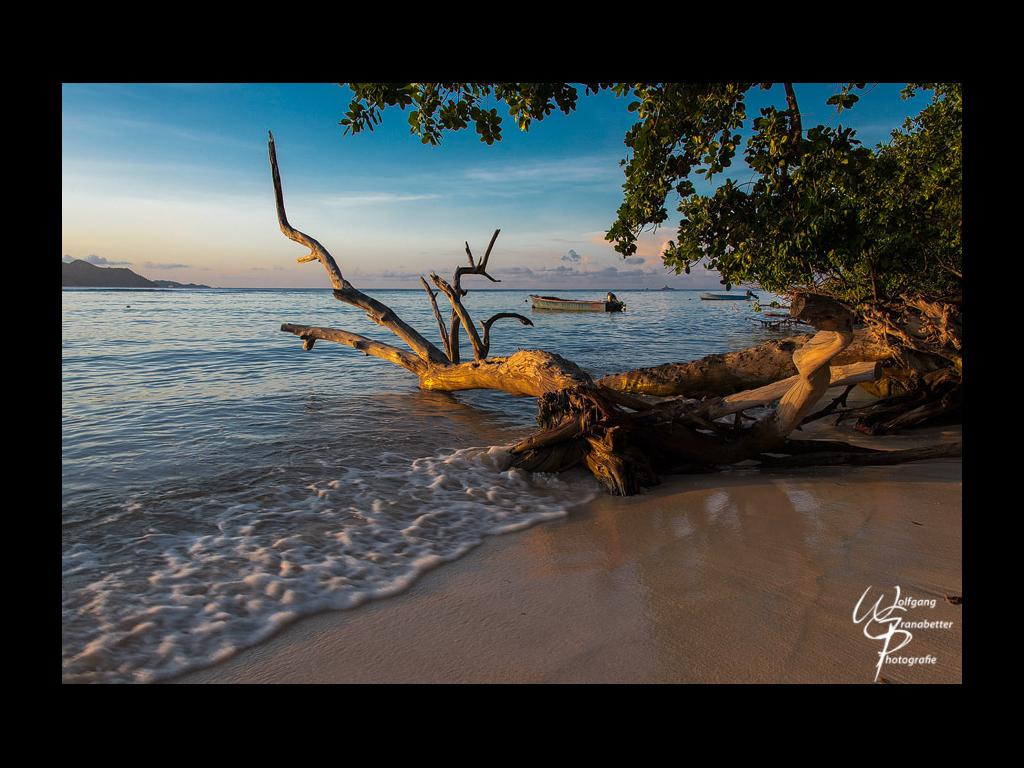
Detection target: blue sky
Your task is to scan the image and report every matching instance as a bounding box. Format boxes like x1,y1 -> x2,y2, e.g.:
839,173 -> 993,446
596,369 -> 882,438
62,83 -> 927,289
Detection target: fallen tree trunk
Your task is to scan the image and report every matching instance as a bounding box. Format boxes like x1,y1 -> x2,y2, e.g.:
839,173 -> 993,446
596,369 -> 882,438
267,133 -> 958,495
597,331 -> 892,397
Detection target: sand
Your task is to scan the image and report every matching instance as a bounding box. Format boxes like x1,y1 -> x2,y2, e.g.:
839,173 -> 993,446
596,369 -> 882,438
174,414 -> 962,684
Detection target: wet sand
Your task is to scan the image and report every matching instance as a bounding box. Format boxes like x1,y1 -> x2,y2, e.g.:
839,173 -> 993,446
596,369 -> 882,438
174,415 -> 962,684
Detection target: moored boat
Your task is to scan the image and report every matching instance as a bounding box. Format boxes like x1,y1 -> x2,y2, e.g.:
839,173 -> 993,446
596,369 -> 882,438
530,292 -> 625,312
699,289 -> 759,301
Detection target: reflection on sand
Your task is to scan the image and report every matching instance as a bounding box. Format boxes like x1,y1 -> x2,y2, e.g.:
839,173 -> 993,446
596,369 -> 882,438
502,453 -> 961,683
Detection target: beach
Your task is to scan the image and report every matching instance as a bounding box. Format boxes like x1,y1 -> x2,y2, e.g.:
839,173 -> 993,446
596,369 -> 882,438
175,414 -> 962,684
62,288 -> 961,684
63,82 -> 962,686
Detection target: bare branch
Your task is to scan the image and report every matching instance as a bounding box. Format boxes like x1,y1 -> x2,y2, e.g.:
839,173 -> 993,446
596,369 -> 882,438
480,228 -> 500,271
454,264 -> 500,286
268,131 -> 345,286
426,228 -> 512,361
448,310 -> 462,364
420,276 -> 453,361
800,384 -> 855,425
281,323 -> 427,375
454,228 -> 503,287
478,312 -> 533,357
268,132 -> 448,365
509,416 -> 585,456
597,385 -> 654,412
430,272 -> 486,359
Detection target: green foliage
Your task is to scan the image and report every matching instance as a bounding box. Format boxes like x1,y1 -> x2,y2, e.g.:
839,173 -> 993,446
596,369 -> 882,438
861,83 -> 962,298
340,83 -> 595,146
339,82 -> 961,307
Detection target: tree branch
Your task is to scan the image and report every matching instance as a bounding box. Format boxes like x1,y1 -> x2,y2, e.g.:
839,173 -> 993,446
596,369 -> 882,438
479,312 -> 533,357
268,131 -> 345,285
268,131 -> 448,365
441,229 -> 505,361
420,277 -> 453,361
448,310 -> 462,364
430,272 -> 486,359
783,82 -> 802,148
453,228 -> 502,288
281,323 -> 427,375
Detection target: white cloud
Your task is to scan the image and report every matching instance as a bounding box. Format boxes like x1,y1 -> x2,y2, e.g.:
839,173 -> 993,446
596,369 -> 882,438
462,155 -> 621,185
316,192 -> 442,207
82,254 -> 133,266
141,261 -> 191,270
63,113 -> 262,151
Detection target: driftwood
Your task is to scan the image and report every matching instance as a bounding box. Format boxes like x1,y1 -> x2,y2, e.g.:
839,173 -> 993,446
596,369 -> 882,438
847,296 -> 963,434
597,332 -> 892,398
268,133 -> 959,495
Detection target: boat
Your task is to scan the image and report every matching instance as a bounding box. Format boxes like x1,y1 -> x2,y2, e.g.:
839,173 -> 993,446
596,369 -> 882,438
700,289 -> 759,301
530,292 -> 625,312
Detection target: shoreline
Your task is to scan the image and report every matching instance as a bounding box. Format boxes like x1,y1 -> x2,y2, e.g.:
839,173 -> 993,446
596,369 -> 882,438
173,416 -> 962,684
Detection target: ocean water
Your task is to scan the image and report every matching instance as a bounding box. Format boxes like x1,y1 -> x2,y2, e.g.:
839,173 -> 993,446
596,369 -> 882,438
62,287 -> 786,683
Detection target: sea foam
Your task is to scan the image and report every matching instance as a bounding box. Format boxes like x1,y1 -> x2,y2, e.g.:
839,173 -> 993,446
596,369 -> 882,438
61,445 -> 598,684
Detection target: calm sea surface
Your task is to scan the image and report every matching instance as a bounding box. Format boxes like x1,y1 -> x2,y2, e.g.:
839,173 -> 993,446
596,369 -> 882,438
62,287 -> 785,682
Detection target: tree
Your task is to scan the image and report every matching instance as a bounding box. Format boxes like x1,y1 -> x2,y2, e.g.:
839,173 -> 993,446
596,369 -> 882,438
338,82 -> 962,431
268,128 -> 958,496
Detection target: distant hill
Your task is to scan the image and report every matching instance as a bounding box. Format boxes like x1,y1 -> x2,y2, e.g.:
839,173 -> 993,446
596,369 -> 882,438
62,259 -> 211,289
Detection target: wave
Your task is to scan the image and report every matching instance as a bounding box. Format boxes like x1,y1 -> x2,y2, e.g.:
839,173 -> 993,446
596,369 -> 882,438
61,445 -> 598,684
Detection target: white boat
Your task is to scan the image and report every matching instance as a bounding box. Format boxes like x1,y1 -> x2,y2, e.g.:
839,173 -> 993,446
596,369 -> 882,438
530,293 -> 625,312
700,290 -> 759,301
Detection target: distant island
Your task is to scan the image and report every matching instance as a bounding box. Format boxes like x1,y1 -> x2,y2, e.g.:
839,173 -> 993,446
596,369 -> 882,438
62,259 -> 211,289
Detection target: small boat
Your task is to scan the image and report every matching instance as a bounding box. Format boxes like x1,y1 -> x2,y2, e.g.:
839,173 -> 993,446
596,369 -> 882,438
530,292 -> 625,312
700,289 -> 759,301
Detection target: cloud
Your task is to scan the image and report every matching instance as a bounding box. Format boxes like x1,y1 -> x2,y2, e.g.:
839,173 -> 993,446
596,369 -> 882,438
355,269 -> 426,280
493,266 -> 535,276
79,254 -> 133,266
624,256 -> 645,265
63,113 -> 263,151
561,249 -> 582,263
463,155 -> 620,185
586,229 -> 674,259
141,261 -> 190,270
62,254 -> 74,263
317,192 -> 442,207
